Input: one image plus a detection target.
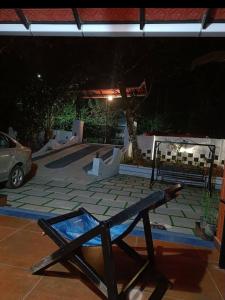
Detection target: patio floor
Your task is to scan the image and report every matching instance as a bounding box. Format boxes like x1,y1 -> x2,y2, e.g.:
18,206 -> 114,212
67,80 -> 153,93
0,174 -> 219,237
0,215 -> 224,299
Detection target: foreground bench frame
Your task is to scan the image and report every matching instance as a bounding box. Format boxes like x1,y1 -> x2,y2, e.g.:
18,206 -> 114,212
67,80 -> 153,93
31,184 -> 182,300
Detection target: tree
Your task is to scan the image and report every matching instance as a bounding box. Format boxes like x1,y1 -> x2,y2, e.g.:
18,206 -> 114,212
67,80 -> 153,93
106,41 -> 155,161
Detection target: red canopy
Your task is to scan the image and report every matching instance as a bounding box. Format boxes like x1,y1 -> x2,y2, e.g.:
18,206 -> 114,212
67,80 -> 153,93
80,81 -> 147,99
0,8 -> 224,36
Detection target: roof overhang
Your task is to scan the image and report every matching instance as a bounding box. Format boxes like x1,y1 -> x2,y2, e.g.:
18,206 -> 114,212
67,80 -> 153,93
0,8 -> 225,37
80,81 -> 147,99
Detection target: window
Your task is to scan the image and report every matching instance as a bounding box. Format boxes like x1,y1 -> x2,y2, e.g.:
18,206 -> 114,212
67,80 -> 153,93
0,134 -> 16,148
0,134 -> 9,148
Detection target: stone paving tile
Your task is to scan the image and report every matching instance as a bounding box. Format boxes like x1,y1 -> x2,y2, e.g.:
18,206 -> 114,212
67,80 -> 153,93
91,192 -> 117,201
184,196 -> 203,203
67,190 -> 94,198
149,213 -> 172,226
45,200 -> 79,210
0,186 -> 32,193
176,198 -> 201,205
2,193 -> 25,201
48,180 -> 71,188
169,199 -> 178,204
112,183 -> 130,188
0,174 -> 213,238
108,179 -> 123,184
71,196 -> 99,205
156,204 -> 168,209
131,192 -> 151,198
46,192 -> 74,201
155,207 -> 184,217
167,226 -> 194,235
122,187 -> 143,193
167,202 -> 194,211
77,203 -> 108,214
182,210 -> 202,220
20,204 -> 53,212
171,216 -> 197,229
117,195 -> 140,203
16,196 -> 50,205
45,187 -> 73,194
90,183 -> 104,188
184,191 -> 204,197
103,185 -> 122,191
22,190 -> 53,197
8,201 -> 23,208
23,183 -> 50,191
88,187 -> 110,193
191,205 -> 203,213
92,214 -> 109,221
109,190 -> 131,196
105,207 -> 124,216
67,184 -> 89,190
29,177 -> 52,185
51,208 -> 72,214
134,185 -> 151,190
98,199 -> 127,208
100,181 -> 115,186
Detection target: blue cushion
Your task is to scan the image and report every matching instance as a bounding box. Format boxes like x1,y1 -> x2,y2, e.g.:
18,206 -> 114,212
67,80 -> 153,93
52,213 -> 130,246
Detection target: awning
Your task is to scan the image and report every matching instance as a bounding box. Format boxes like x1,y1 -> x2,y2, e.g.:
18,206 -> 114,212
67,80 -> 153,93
0,8 -> 225,37
80,81 -> 147,99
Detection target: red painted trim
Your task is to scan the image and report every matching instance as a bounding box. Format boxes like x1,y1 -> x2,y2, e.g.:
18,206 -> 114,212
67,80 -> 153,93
1,8 -> 225,23
22,9 -> 74,22
77,8 -> 139,22
214,8 -> 225,20
0,9 -> 20,21
146,8 -> 205,21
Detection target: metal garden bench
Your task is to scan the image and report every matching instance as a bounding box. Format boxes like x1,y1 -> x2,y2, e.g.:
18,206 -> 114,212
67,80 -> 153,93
31,184 -> 183,300
158,163 -> 206,187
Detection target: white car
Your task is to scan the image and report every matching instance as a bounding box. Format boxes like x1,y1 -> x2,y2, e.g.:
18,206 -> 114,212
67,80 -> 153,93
0,132 -> 32,188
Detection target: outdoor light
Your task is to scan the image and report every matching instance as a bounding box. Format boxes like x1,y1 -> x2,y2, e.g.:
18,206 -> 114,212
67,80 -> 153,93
107,95 -> 113,101
37,73 -> 42,79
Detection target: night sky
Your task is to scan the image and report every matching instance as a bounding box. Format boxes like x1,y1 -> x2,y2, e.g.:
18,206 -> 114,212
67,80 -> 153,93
1,37 -> 225,137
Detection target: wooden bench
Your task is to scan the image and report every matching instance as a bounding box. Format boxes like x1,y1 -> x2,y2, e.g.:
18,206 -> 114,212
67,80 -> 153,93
31,184 -> 183,300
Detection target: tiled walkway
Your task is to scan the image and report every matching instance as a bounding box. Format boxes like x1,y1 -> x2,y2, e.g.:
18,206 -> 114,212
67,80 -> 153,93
0,215 -> 224,299
0,175 -> 219,236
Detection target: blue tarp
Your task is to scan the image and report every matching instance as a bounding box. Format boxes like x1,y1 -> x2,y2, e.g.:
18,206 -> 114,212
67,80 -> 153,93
52,213 -> 130,246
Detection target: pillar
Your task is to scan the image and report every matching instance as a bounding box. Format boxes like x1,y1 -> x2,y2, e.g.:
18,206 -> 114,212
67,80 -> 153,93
72,120 -> 84,143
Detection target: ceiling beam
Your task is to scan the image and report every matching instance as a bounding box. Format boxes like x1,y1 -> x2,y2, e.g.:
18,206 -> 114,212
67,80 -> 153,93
201,8 -> 216,30
72,8 -> 81,30
15,9 -> 30,30
140,8 -> 145,30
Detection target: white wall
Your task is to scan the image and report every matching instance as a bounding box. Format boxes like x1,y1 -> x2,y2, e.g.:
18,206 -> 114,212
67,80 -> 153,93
137,135 -> 225,167
53,130 -> 73,143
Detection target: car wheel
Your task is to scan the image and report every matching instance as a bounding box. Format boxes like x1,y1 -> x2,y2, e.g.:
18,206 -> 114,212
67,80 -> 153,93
6,165 -> 24,188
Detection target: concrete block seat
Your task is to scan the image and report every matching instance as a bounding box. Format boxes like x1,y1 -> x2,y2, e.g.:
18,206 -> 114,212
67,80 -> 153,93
87,147 -> 124,179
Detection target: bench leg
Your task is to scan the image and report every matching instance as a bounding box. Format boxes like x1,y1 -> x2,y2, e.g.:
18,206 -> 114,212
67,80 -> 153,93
101,227 -> 118,300
142,211 -> 155,264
